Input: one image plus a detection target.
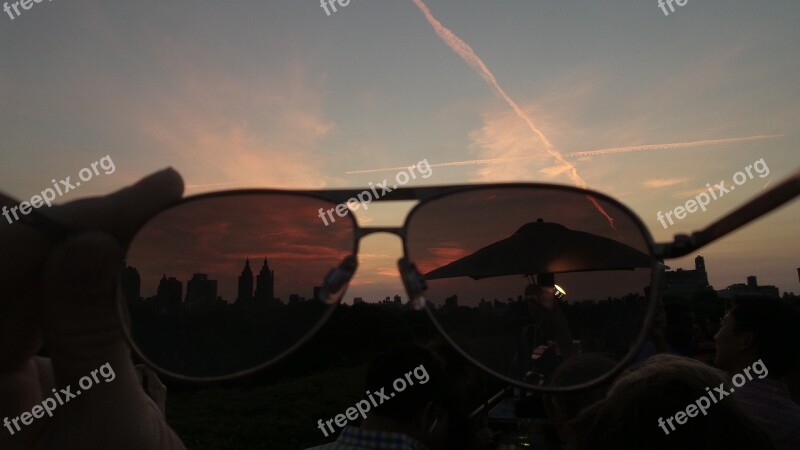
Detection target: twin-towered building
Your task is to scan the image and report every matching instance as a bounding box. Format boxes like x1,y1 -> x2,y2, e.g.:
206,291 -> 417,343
236,258 -> 275,304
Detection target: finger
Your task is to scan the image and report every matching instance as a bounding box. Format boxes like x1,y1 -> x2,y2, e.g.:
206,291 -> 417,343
48,167 -> 185,243
0,169 -> 184,367
0,167 -> 183,287
38,232 -> 186,449
40,232 -> 129,375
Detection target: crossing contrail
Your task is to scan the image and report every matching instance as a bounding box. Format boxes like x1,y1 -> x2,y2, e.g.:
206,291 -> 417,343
567,134 -> 782,158
345,134 -> 782,175
409,0 -> 616,228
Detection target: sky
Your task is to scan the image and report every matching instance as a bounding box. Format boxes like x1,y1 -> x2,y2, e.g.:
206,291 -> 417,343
1,0 -> 798,302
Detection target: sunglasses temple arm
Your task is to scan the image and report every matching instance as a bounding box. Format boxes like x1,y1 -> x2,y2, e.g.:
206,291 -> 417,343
654,168 -> 800,259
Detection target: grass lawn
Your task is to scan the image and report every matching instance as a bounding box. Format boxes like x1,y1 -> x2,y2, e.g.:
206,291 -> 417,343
167,364 -> 369,450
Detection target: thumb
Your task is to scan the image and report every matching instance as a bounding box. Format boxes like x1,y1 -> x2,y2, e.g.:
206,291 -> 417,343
40,232 -> 128,372
38,234 -> 185,448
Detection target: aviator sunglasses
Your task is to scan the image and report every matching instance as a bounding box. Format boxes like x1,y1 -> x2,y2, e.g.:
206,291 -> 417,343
4,169 -> 799,393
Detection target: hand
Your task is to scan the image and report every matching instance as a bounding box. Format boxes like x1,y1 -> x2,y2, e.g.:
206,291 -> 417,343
0,169 -> 186,450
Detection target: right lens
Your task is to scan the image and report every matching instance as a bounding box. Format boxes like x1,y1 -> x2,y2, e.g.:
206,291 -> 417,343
120,192 -> 356,380
405,186 -> 658,390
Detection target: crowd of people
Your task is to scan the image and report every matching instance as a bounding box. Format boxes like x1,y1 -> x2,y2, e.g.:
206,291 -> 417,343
308,295 -> 800,450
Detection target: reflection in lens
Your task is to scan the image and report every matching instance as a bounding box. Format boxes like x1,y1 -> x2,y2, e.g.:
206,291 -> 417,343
406,187 -> 656,389
121,193 -> 355,378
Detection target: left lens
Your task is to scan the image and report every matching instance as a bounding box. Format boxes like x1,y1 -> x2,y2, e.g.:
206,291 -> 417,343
405,186 -> 658,390
120,192 -> 356,380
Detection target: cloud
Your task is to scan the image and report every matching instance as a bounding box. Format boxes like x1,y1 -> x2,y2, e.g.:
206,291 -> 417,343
410,0 -> 616,229
128,36 -> 337,191
143,97 -> 333,190
643,178 -> 689,189
466,107 -> 551,182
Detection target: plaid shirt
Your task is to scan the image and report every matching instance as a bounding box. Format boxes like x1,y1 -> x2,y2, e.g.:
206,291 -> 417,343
735,378 -> 800,450
306,426 -> 429,450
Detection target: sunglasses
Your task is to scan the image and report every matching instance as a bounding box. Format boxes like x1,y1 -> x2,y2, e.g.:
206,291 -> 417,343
4,170 -> 799,392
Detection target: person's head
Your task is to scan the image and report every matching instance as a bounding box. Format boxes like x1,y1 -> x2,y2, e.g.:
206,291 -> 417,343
362,344 -> 453,449
714,296 -> 800,376
565,354 -> 775,450
542,354 -> 617,442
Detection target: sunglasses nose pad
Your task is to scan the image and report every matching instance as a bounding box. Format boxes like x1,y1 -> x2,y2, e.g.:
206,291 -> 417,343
398,257 -> 427,310
319,255 -> 358,305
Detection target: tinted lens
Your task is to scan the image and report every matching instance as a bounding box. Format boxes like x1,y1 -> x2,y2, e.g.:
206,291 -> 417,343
406,186 -> 657,390
120,193 -> 355,379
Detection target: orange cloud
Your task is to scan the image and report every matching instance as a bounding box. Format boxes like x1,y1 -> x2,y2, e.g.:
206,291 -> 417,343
132,39 -> 336,192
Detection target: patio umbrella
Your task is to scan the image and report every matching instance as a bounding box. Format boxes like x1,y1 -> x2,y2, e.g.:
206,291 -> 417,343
424,219 -> 653,280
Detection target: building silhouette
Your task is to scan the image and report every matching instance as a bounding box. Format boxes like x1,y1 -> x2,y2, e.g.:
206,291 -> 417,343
254,258 -> 275,302
288,293 -> 306,304
445,294 -> 458,308
121,263 -> 141,302
156,275 -> 182,314
661,255 -> 714,298
185,273 -> 218,309
237,258 -> 254,303
718,275 -> 779,299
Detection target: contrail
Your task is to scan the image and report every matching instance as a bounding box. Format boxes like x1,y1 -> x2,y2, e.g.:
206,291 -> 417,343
568,134 -> 782,158
345,134 -> 781,175
346,156 -> 528,175
409,0 -> 616,228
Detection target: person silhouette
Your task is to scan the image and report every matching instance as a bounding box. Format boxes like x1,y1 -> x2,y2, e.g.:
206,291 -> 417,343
565,354 -> 775,450
714,296 -> 800,450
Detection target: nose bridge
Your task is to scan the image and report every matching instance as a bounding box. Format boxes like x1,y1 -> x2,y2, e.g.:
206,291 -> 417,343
352,226 -> 427,309
355,226 -> 406,242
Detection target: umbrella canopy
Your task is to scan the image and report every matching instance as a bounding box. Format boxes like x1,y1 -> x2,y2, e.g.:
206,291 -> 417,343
424,219 -> 654,280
